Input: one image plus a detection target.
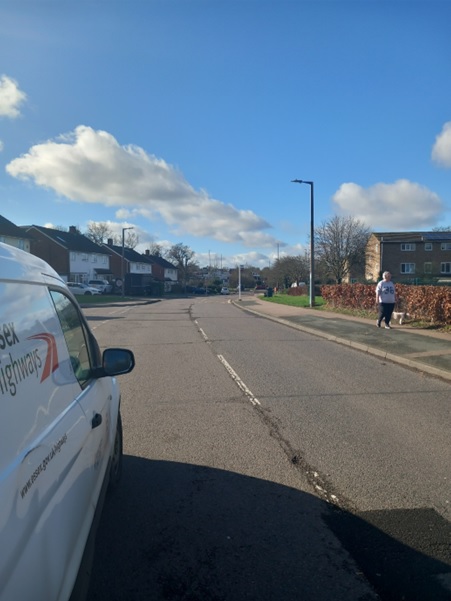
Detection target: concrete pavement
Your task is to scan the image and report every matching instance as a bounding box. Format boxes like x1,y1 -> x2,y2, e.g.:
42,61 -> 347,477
233,295 -> 451,382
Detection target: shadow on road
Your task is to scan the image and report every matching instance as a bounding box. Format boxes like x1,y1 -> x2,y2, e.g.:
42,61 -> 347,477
325,506 -> 451,601
87,456 -> 450,601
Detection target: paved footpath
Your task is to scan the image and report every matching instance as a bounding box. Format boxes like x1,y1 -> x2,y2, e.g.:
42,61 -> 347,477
233,296 -> 451,382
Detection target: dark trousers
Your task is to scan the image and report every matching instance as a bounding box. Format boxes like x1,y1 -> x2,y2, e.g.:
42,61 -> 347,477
378,303 -> 395,326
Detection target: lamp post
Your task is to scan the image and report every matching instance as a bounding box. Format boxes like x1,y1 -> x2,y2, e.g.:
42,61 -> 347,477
121,226 -> 134,297
238,264 -> 244,301
291,179 -> 315,307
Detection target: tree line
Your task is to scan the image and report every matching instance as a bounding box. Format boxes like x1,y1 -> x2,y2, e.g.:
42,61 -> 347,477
264,215 -> 371,289
81,216 -> 372,290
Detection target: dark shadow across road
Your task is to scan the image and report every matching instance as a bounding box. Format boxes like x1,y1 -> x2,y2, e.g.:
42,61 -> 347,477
87,457 -> 450,601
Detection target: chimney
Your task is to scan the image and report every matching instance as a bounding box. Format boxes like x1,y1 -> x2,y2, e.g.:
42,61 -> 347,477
69,226 -> 77,234
107,238 -> 113,246
145,249 -> 150,255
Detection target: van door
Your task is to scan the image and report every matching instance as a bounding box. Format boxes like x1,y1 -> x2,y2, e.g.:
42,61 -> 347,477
0,282 -> 89,601
49,290 -> 118,535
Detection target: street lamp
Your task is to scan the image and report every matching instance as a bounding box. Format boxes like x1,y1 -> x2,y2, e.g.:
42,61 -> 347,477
121,226 -> 134,297
238,264 -> 244,301
291,179 -> 315,307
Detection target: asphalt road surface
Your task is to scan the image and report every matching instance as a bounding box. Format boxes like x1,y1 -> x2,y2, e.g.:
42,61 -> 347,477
84,295 -> 451,601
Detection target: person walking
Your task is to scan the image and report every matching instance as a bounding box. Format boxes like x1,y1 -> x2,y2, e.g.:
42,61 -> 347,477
376,271 -> 397,329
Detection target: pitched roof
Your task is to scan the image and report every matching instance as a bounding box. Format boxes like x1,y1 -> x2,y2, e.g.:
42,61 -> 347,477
0,214 -> 33,238
102,242 -> 149,263
144,254 -> 177,269
25,225 -> 111,254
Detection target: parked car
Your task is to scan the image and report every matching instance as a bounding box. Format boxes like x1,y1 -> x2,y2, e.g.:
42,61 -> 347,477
0,242 -> 135,601
88,279 -> 112,294
220,287 -> 230,295
67,282 -> 102,296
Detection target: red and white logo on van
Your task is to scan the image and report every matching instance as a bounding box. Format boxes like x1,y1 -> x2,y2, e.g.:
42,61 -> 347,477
0,330 -> 59,398
27,333 -> 59,382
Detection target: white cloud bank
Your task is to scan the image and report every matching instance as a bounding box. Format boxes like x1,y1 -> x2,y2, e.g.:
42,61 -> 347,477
6,125 -> 279,248
432,121 -> 451,168
0,75 -> 27,118
332,179 -> 444,230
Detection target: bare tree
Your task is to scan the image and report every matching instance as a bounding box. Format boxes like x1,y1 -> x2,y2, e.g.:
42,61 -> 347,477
111,230 -> 139,249
167,243 -> 196,290
314,215 -> 371,283
269,255 -> 309,288
124,230 -> 139,249
85,222 -> 114,245
147,243 -> 165,257
229,265 -> 261,289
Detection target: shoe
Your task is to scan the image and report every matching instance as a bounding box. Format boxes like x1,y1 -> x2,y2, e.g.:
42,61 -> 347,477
376,321 -> 381,328
385,324 -> 391,329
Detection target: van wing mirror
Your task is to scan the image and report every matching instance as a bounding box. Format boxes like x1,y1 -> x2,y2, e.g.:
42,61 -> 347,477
100,348 -> 135,377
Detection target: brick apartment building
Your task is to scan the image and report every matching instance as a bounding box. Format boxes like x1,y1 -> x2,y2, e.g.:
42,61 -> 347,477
366,231 -> 451,283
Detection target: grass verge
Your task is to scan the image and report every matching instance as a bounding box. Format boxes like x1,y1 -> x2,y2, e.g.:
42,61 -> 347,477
259,294 -> 325,308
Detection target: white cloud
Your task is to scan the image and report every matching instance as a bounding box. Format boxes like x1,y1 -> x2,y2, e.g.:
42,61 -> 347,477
196,245 -> 308,269
84,218 -> 148,242
332,179 -> 444,230
6,125 -> 278,248
0,75 -> 27,118
229,251 -> 271,269
197,250 -> 272,269
432,121 -> 451,168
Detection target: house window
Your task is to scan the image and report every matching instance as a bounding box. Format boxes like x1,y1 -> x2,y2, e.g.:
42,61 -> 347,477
91,255 -> 98,263
441,243 -> 451,251
82,254 -> 88,262
70,252 -> 76,261
401,263 -> 415,274
401,243 -> 415,251
424,262 -> 432,274
441,262 -> 451,274
425,243 -> 432,251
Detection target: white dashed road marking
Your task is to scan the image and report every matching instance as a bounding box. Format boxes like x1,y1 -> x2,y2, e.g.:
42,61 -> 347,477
217,354 -> 261,406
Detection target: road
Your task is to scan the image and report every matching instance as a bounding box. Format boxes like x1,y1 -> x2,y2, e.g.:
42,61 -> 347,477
85,295 -> 451,601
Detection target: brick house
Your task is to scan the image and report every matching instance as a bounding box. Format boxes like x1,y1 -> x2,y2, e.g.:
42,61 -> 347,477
101,239 -> 161,295
24,225 -> 112,282
366,231 -> 451,283
0,214 -> 33,252
143,251 -> 178,290
103,239 -> 152,282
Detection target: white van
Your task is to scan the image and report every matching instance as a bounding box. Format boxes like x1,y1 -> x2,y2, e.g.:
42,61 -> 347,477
0,243 -> 135,601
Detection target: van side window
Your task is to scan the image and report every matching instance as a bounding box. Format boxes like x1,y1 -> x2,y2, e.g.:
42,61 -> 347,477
49,291 -> 95,387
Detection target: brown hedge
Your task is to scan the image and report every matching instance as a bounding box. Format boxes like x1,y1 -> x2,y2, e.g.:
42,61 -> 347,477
321,283 -> 451,325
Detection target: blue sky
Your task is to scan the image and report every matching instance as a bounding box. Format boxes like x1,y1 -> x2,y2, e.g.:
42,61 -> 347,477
1,0 -> 451,268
